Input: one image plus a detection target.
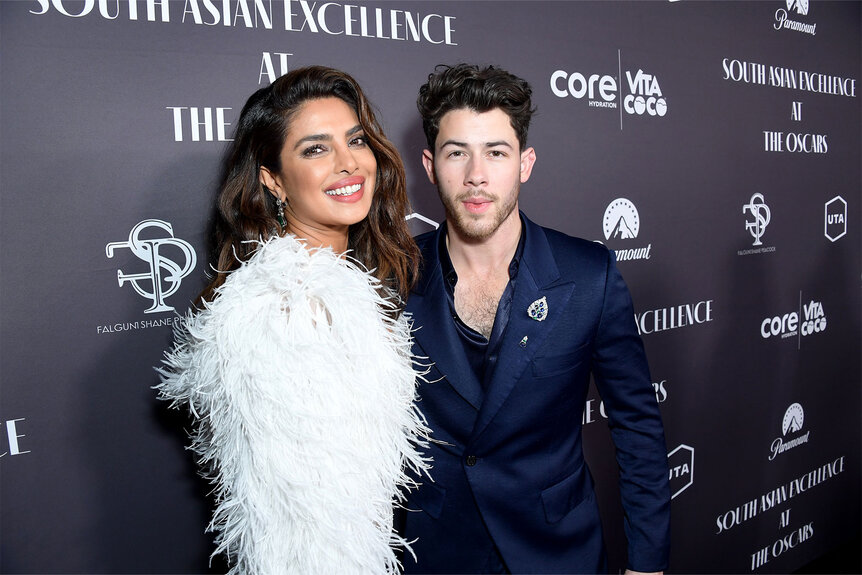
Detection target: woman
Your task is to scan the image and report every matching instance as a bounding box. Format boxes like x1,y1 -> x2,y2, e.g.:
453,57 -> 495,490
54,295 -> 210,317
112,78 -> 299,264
157,66 -> 430,574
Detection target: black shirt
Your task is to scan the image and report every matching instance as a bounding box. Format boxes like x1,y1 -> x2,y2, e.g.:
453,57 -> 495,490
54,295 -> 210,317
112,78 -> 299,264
437,221 -> 526,392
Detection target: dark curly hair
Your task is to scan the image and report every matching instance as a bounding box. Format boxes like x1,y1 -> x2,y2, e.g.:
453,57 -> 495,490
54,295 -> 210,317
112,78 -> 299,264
417,63 -> 535,151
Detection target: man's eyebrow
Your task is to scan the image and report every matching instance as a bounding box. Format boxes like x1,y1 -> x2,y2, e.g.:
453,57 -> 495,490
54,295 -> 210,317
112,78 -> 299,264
438,139 -> 514,149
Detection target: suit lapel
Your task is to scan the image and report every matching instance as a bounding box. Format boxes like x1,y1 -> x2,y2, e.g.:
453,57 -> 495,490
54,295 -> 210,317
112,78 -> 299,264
408,227 -> 484,410
471,216 -> 576,440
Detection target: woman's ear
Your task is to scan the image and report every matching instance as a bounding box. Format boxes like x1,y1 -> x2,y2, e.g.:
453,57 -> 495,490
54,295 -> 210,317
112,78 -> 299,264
259,166 -> 285,201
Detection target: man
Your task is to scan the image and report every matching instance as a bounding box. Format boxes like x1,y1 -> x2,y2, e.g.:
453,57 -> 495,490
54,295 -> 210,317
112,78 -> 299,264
399,63 -> 671,574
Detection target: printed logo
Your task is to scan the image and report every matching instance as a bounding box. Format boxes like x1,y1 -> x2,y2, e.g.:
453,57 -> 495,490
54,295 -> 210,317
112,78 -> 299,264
603,198 -> 639,239
787,0 -> 809,16
550,69 -> 618,109
624,68 -> 667,117
800,299 -> 827,336
601,198 -> 652,261
761,310 -> 798,340
550,50 -> 669,127
668,444 -> 695,499
743,193 -> 771,246
106,219 -> 197,314
760,292 -> 826,344
782,402 -> 804,435
770,403 -> 810,460
824,196 -> 847,242
775,0 -> 816,35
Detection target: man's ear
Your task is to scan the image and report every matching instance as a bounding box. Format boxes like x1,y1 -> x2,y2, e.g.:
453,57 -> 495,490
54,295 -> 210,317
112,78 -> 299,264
519,147 -> 536,184
421,149 -> 437,185
259,166 -> 285,201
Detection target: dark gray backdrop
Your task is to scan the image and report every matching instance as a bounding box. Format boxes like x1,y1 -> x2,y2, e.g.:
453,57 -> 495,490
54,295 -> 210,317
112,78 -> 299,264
1,1 -> 859,573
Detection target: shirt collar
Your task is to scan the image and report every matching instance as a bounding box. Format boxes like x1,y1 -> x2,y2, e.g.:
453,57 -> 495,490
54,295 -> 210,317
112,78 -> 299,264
438,215 -> 526,293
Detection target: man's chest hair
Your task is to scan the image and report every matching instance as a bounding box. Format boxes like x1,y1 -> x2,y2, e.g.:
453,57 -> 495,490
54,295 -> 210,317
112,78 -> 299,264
454,272 -> 508,339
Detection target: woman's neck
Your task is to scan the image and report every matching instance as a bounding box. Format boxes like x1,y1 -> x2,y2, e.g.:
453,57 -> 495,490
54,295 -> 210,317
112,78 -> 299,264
285,219 -> 349,254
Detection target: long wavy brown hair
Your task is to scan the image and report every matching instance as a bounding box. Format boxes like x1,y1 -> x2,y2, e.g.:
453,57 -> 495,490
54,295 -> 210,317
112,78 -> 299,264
198,66 -> 419,307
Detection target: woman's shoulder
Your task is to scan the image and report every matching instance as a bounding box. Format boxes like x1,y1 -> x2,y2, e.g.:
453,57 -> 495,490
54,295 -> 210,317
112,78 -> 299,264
203,234 -> 382,318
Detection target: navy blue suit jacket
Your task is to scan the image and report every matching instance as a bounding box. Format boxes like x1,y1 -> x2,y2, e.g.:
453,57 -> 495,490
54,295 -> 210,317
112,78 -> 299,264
400,214 -> 671,574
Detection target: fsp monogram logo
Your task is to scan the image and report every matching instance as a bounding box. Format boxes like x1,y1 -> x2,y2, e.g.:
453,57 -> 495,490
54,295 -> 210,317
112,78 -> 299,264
106,220 -> 197,314
743,193 -> 771,246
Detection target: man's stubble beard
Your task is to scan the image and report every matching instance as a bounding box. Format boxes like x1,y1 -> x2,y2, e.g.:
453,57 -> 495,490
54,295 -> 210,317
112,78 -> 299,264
439,186 -> 520,241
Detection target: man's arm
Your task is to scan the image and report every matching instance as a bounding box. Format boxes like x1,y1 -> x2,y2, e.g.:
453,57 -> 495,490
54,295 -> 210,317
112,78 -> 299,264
591,250 -> 672,572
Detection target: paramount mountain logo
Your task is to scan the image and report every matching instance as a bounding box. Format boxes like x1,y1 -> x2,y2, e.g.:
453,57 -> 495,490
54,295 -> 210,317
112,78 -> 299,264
775,0 -> 816,35
601,198 -> 652,261
782,403 -> 804,435
787,0 -> 809,16
769,403 -> 810,461
603,198 -> 639,240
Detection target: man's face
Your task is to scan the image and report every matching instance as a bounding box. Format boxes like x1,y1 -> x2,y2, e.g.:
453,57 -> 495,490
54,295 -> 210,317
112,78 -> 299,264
423,108 -> 535,241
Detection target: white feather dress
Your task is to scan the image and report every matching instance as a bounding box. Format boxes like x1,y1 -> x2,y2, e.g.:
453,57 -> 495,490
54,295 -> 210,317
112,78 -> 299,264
156,234 -> 430,575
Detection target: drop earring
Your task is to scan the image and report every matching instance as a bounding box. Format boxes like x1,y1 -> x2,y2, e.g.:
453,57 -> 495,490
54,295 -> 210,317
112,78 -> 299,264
275,196 -> 287,228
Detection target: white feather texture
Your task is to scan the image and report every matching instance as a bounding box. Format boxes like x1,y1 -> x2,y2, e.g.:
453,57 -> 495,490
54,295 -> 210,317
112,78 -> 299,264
157,234 -> 430,575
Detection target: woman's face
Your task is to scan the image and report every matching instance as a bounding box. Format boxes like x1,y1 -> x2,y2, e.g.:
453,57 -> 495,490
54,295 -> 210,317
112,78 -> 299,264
261,97 -> 377,243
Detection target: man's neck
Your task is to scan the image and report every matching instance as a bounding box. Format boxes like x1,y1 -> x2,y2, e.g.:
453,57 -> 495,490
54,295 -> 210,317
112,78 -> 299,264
446,211 -> 522,278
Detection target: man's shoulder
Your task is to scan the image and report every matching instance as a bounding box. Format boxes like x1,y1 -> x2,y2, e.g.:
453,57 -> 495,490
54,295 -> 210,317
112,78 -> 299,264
414,229 -> 438,250
413,229 -> 440,267
541,225 -> 604,252
530,220 -> 611,267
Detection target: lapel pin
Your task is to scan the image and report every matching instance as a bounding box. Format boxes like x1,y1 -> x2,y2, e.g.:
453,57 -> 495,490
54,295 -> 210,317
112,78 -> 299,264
519,336 -> 528,348
528,296 -> 548,322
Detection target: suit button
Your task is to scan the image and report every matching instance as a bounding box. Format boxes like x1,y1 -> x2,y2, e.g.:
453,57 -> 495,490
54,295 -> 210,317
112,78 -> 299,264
465,455 -> 477,466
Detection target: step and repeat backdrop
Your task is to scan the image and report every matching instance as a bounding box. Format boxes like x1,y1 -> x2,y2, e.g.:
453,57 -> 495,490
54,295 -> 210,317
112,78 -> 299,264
1,1 -> 859,573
